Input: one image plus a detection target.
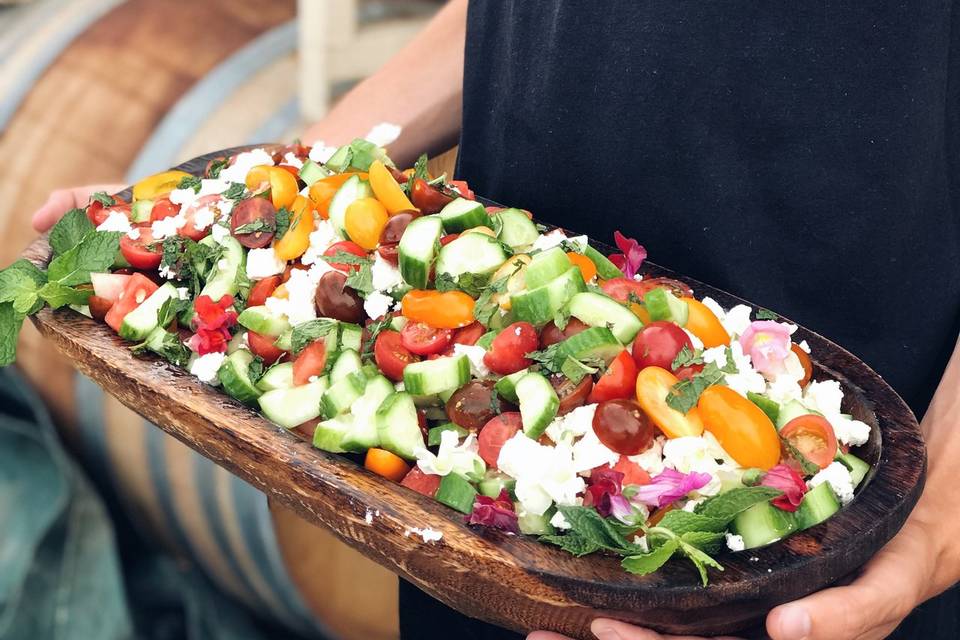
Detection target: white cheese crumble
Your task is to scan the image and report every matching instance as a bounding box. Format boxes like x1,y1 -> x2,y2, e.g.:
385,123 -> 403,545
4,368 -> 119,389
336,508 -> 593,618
798,340 -> 811,353
803,380 -> 870,446
725,533 -> 746,552
282,152 -> 304,169
301,219 -> 339,265
571,424 -> 619,473
190,352 -> 225,384
700,298 -> 753,339
702,342 -> 766,398
453,344 -> 490,377
497,434 -> 585,516
210,222 -> 231,244
245,248 -> 286,279
404,526 -> 443,543
364,507 -> 379,525
530,229 -> 567,252
662,432 -> 737,497
175,287 -> 190,300
371,253 -> 404,292
544,403 -> 597,444
808,461 -> 855,505
363,291 -> 394,320
308,142 -> 338,164
151,213 -> 186,240
191,204 -> 216,231
683,328 -> 705,351
629,436 -> 666,475
96,211 -> 133,234
550,510 -> 572,530
217,148 -> 275,184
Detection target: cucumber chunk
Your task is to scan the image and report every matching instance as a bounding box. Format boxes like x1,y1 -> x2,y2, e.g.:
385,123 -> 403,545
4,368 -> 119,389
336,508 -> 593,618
524,247 -> 572,290
747,392 -> 781,424
516,372 -> 560,439
340,375 -> 394,453
435,232 -> 509,280
375,392 -> 426,460
568,291 -> 643,343
237,305 -> 291,337
199,236 -> 244,301
555,326 -> 624,364
130,199 -> 154,223
730,501 -> 797,549
493,368 -> 528,404
438,198 -> 492,233
330,349 -> 363,383
435,473 -> 478,514
517,508 -> 556,535
402,354 -> 470,396
256,362 -> 294,391
494,208 -> 539,250
217,350 -> 262,405
258,377 -> 329,429
478,472 -> 517,499
398,215 -> 443,288
298,159 -> 331,186
119,283 -> 178,341
836,452 -> 870,488
794,482 -> 842,530
582,245 -> 623,280
428,423 -> 469,446
775,399 -> 816,430
510,267 -> 586,326
321,371 -> 367,418
339,323 -> 363,353
313,415 -> 353,453
643,287 -> 689,325
328,174 -> 373,239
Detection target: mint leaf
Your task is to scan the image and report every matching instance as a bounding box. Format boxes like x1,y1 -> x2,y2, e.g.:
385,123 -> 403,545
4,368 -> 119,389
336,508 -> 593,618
678,539 -> 724,585
665,360 -> 729,414
695,486 -> 783,521
233,218 -> 274,235
361,315 -> 392,360
0,259 -> 48,314
540,532 -> 602,557
656,509 -> 727,535
345,264 -> 374,296
247,355 -> 266,384
560,355 -> 597,384
177,175 -> 202,193
621,538 -> 680,576
319,251 -> 372,268
0,302 -> 25,366
275,206 -> 292,240
49,209 -> 95,255
89,192 -> 114,207
290,319 -> 339,354
679,531 -> 725,554
671,345 -> 704,371
207,157 -> 229,179
130,329 -> 191,367
38,282 -> 91,309
555,505 -> 634,554
47,231 -> 121,286
756,308 -> 778,321
156,296 -> 190,329
222,182 -> 247,200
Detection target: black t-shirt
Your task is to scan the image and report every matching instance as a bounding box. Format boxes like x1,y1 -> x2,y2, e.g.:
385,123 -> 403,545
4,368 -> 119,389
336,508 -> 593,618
401,1 -> 960,638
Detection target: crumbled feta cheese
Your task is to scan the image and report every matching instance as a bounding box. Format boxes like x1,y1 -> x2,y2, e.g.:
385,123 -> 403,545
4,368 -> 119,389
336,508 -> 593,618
365,122 -> 402,146
629,436 -> 666,475
308,141 -> 338,164
633,535 -> 650,552
550,510 -> 572,530
282,152 -> 304,169
700,298 -> 753,339
662,433 -> 737,496
175,287 -> 190,300
497,434 -> 585,516
530,229 -> 568,253
192,205 -> 216,230
831,415 -> 871,447
217,148 -> 275,184
765,373 -> 804,406
266,265 -> 325,326
302,219 -> 340,265
96,210 -> 132,234
453,343 -> 490,377
702,342 -> 766,398
725,533 -> 746,552
682,497 -> 705,512
158,264 -> 177,280
403,526 -> 443,543
802,380 -> 870,446
571,425 -> 619,473
245,248 -> 286,279
364,291 -> 394,320
151,213 -> 186,240
210,222 -> 230,244
545,403 -> 597,444
126,227 -> 141,240
798,340 -> 811,354
364,507 -> 378,525
190,352 -> 225,384
683,328 -> 704,351
371,253 -> 404,292
414,431 -> 483,478
808,461 -> 855,505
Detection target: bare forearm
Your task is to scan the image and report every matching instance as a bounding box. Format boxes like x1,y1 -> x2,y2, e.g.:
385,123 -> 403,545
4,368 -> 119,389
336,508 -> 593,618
302,0 -> 467,168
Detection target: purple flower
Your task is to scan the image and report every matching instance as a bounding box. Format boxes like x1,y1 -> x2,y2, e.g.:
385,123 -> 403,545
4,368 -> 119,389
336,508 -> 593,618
466,490 -> 519,533
608,231 -> 647,279
583,468 -> 634,520
633,468 -> 712,508
760,464 -> 807,512
739,320 -> 793,377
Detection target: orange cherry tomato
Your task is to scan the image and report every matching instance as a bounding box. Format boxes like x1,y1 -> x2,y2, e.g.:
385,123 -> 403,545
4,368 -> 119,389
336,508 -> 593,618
634,366 -> 704,438
682,297 -> 730,348
566,252 -> 598,282
791,343 -> 813,387
369,160 -> 417,215
365,448 -> 411,482
274,195 -> 316,261
245,165 -> 298,210
780,414 -> 838,469
401,289 -> 476,329
697,385 -> 781,470
308,173 -> 368,219
344,197 -> 389,250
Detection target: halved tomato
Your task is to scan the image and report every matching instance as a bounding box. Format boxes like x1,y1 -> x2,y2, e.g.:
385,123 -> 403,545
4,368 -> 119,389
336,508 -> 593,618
588,351 -> 637,403
780,414 -> 838,469
400,322 -> 454,356
478,412 -> 523,468
104,274 -> 158,332
248,330 -> 285,364
634,366 -> 704,439
120,225 -> 163,271
292,340 -> 328,386
247,275 -> 283,308
374,330 -> 420,381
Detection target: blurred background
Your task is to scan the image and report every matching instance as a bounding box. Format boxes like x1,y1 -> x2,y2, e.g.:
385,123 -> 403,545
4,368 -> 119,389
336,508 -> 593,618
0,2 -> 448,639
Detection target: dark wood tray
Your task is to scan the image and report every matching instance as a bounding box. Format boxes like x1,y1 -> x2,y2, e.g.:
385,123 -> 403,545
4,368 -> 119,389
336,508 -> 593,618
22,147 -> 926,638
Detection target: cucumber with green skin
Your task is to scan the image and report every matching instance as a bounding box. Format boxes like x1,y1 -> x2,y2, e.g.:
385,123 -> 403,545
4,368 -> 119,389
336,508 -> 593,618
516,372 -> 560,439
398,215 -> 443,289
435,232 -> 509,280
313,415 -> 353,453
298,159 -> 331,186
493,368 -> 528,404
375,392 -> 426,460
403,354 -> 470,397
554,326 -> 624,364
329,349 -> 362,383
438,197 -> 492,233
643,287 -> 689,325
199,236 -> 244,301
568,291 -> 643,343
730,501 -> 797,548
321,371 -> 367,418
340,375 -> 394,453
582,245 -> 623,280
258,377 -> 329,429
237,305 -> 291,337
794,482 -> 841,530
494,208 -> 539,250
428,423 -> 470,446
510,267 -> 586,326
435,473 -> 478,514
256,362 -> 294,391
218,349 -> 262,405
524,247 -> 572,290
328,174 -> 373,239
517,508 -> 556,535
119,283 -> 178,341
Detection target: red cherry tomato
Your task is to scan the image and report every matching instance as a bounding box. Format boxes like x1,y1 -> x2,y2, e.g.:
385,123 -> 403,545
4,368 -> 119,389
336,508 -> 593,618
674,363 -> 704,381
791,343 -> 814,387
149,198 -> 180,222
400,322 -> 454,356
439,233 -> 460,247
247,275 -> 283,308
780,414 -> 838,470
401,466 -> 442,497
292,340 -> 328,386
323,240 -> 367,272
478,412 -> 523,468
611,455 -> 652,486
179,194 -> 225,241
247,330 -> 285,364
592,398 -> 657,455
552,374 -> 594,415
588,351 -> 638,403
120,225 -> 163,271
452,322 -> 485,347
601,276 -> 693,303
374,330 -> 420,381
448,180 -> 475,200
87,295 -> 114,322
483,321 -> 538,375
87,196 -> 125,226
632,321 -> 693,371
104,274 -> 158,333
539,317 -> 589,348
410,178 -> 454,215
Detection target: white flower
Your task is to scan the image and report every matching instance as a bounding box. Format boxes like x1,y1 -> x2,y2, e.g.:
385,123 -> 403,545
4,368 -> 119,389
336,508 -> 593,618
190,352 -> 225,384
808,461 -> 855,505
96,211 -> 132,234
217,149 -> 275,184
414,431 -> 484,479
497,434 -> 585,516
245,248 -> 286,279
545,403 -> 597,444
453,344 -> 490,377
363,291 -> 394,320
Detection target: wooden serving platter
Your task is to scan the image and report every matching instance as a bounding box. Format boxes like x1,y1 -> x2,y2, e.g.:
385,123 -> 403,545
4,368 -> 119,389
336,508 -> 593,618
22,148 -> 926,638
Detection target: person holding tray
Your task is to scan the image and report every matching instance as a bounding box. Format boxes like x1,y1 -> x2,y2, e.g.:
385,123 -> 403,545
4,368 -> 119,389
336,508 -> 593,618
31,1 -> 960,639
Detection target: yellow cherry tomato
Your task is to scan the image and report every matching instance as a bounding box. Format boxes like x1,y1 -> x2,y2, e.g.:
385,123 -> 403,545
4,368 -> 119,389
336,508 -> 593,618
566,252 -> 598,282
635,366 -> 704,438
369,160 -> 417,215
697,385 -> 781,470
132,170 -> 192,201
274,195 -> 316,261
344,197 -> 389,250
401,290 -> 476,329
308,172 -> 368,219
245,165 -> 299,210
491,255 -> 531,310
683,297 -> 730,348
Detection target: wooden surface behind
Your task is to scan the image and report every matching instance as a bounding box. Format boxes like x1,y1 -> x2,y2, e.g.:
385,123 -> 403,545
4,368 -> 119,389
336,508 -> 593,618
19,148 -> 927,638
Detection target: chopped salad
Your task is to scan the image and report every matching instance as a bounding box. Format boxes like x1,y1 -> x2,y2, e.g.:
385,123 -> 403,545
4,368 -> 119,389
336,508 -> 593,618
0,133 -> 872,583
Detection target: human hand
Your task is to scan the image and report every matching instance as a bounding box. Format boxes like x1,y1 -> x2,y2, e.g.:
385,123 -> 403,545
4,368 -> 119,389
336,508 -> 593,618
31,184 -> 124,233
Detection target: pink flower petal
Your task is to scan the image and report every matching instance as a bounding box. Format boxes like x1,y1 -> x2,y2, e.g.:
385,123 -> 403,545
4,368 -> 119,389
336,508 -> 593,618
739,320 -> 793,376
760,464 -> 807,512
466,489 -> 519,533
633,468 -> 711,508
611,231 -> 647,279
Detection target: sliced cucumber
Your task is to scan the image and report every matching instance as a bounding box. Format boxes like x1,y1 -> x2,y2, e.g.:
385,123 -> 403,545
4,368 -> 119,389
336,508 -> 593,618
747,392 -> 781,424
730,501 -> 797,549
510,267 -> 586,326
438,197 -> 492,233
256,362 -> 294,391
321,371 -> 367,418
517,508 -> 556,535
119,283 -> 178,341
555,326 -> 624,364
403,354 -> 470,396
794,482 -> 841,530
643,287 -> 689,325
313,415 -> 353,453
478,472 -> 516,499
375,392 -> 426,460
340,375 -> 393,453
324,144 -> 351,172
398,215 -> 443,289
435,232 -> 509,279
516,372 -> 560,439
428,423 -> 469,447
582,245 -> 623,280
493,368 -> 528,404
274,330 -> 293,352
568,291 -> 643,343
217,350 -> 262,405
435,473 -> 477,514
298,159 -> 331,186
339,323 -> 363,353
330,349 -> 362,383
524,247 -> 572,290
494,208 -> 539,250
237,305 -> 291,337
775,399 -> 815,430
130,199 -> 154,223
328,174 -> 373,239
200,236 -> 244,301
258,377 -> 329,429
836,452 -> 870,488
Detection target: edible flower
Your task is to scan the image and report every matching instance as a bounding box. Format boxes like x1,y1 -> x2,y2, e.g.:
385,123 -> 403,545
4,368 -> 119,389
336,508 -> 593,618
414,431 -> 485,480
760,464 -> 807,512
738,320 -> 794,377
608,231 -> 647,279
583,468 -> 633,521
466,489 -> 519,534
633,468 -> 711,508
189,294 -> 237,355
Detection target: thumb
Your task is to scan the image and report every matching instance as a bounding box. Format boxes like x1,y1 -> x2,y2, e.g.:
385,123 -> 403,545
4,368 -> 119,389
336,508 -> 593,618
31,184 -> 124,232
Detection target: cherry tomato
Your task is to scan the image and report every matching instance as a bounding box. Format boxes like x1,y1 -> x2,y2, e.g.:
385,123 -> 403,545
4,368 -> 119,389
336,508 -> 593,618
682,297 -> 730,348
478,412 -> 523,468
374,330 -> 420,381
87,295 -> 114,322
410,178 -> 453,215
133,170 -> 192,201
401,466 -> 442,497
274,195 -> 316,261
104,274 -> 158,333
791,343 -> 813,387
634,366 -> 705,438
588,351 -> 638,403
400,321 -> 454,356
376,212 -> 417,265
447,180 -> 475,200
248,330 -> 286,364
247,275 -> 283,308
781,414 -> 838,470
245,165 -> 298,210
632,321 -> 693,371
231,197 -> 277,249
602,277 -> 693,302
551,374 -> 594,415
611,455 -> 652,486
150,198 -> 181,222
344,197 -> 389,250
482,321 -> 538,374
593,399 -> 657,455
401,290 -> 475,329
292,340 -> 328,386
674,363 -> 704,381
277,164 -> 301,181
446,380 -> 503,431
86,195 -> 124,226
323,240 -> 367,272
566,252 -> 598,282
539,317 -> 588,348
369,160 -> 417,214
698,385 -> 781,470
452,322 -> 485,346
120,225 -> 163,271
439,233 -> 459,246
308,173 -> 368,219
179,194 -> 226,241
314,271 -> 364,324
